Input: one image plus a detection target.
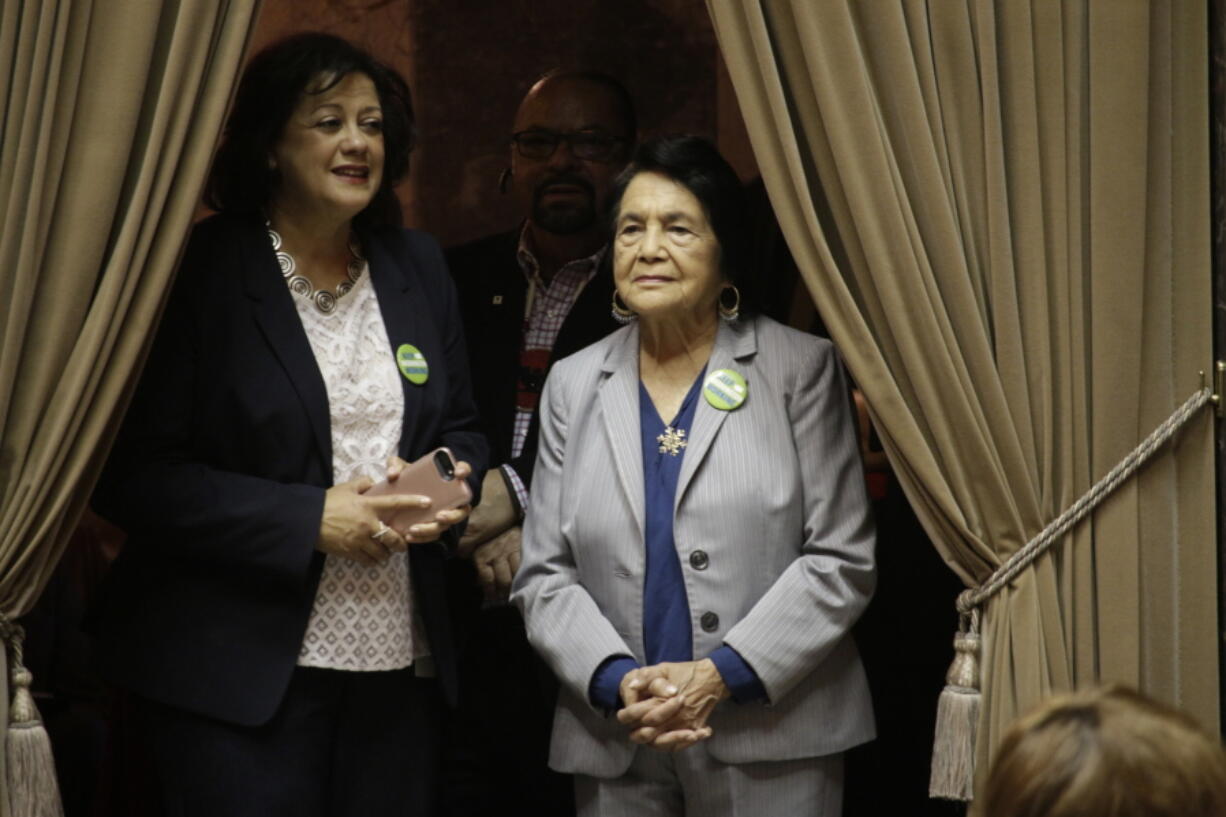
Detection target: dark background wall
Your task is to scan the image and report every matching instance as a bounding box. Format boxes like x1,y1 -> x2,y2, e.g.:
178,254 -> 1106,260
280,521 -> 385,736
252,0 -> 757,247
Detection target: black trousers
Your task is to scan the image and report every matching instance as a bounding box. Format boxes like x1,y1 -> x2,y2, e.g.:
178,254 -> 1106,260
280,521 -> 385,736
139,666 -> 444,817
444,603 -> 574,817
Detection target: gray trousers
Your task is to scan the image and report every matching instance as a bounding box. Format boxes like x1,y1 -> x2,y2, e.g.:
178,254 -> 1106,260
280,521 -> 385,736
575,746 -> 843,817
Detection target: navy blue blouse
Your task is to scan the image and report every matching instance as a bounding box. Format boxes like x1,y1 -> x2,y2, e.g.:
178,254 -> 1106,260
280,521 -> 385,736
640,374 -> 703,664
589,370 -> 765,711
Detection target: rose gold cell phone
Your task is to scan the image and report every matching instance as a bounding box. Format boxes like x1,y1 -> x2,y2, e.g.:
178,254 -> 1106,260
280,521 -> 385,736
365,447 -> 472,533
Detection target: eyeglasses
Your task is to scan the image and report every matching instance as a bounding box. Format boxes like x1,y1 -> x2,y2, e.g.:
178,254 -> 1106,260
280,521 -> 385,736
510,129 -> 626,162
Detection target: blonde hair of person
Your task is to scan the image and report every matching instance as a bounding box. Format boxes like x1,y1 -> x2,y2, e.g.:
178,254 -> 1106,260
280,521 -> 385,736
976,685 -> 1226,817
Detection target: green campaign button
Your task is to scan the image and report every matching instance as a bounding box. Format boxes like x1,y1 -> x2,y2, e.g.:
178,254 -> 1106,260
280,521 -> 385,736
703,368 -> 747,411
396,343 -> 429,385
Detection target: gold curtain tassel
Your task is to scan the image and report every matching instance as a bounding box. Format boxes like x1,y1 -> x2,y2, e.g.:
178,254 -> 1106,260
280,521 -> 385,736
929,613 -> 981,801
4,624 -> 65,817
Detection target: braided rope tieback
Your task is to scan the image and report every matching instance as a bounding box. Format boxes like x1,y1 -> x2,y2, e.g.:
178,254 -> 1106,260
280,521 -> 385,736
960,386 -> 1214,617
931,386 -> 1216,802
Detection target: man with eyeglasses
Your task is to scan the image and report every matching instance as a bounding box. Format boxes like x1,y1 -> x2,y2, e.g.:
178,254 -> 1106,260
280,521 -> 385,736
445,69 -> 635,817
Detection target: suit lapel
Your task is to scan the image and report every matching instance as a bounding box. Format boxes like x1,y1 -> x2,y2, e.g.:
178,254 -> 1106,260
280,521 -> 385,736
242,221 -> 333,475
493,236 -> 528,446
675,318 -> 758,510
597,325 -> 645,534
365,229 -> 429,460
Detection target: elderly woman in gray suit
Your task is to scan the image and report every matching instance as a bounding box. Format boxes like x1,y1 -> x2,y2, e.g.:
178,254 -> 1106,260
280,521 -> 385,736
511,135 -> 876,816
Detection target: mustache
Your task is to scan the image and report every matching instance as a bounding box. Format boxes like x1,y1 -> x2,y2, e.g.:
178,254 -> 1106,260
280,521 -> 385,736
532,174 -> 595,201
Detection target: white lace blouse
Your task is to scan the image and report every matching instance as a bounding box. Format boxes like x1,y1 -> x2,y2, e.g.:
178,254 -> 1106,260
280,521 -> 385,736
292,266 -> 427,671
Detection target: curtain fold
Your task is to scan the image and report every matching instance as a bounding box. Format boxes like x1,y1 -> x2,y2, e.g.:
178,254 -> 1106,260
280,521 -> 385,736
0,2 -> 262,812
708,0 -> 1215,796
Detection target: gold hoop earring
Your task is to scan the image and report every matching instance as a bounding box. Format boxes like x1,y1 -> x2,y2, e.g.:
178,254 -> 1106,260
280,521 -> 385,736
611,290 -> 636,324
718,285 -> 741,323
498,167 -> 513,194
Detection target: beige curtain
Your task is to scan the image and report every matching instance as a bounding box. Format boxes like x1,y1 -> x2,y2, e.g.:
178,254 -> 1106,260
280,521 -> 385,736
709,0 -> 1216,793
0,1 -> 261,811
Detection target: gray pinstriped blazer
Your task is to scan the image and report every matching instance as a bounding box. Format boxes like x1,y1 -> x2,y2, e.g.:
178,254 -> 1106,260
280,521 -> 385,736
511,315 -> 876,779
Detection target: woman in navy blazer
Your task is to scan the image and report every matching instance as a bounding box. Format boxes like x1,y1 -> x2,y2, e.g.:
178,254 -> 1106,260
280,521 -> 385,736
93,34 -> 486,817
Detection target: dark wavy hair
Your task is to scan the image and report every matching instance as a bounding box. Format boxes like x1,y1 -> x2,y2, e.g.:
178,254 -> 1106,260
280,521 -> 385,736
606,135 -> 753,312
205,32 -> 414,229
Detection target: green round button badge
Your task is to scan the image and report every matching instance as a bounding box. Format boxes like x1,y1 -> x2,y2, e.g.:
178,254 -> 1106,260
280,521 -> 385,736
396,344 -> 429,385
703,368 -> 748,411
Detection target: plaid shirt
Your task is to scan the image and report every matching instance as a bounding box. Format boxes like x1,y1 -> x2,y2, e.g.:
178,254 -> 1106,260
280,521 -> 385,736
501,225 -> 604,512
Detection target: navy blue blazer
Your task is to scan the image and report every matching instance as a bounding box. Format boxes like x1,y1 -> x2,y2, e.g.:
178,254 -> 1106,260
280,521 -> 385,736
92,213 -> 488,726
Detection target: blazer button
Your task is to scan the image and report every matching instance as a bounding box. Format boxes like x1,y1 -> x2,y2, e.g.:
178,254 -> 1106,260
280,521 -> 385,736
689,550 -> 709,570
700,611 -> 719,632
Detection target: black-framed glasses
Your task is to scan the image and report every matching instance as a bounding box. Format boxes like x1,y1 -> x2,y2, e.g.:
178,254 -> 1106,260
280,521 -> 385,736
510,129 -> 626,161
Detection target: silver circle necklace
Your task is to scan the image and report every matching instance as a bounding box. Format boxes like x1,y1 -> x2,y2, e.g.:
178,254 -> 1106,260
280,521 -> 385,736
266,223 -> 364,315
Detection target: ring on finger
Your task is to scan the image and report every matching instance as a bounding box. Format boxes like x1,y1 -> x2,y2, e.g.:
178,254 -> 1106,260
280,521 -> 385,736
371,521 -> 392,543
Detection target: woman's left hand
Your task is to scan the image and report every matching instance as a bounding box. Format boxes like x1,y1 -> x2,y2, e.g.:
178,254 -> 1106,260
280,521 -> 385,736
617,659 -> 729,751
384,456 -> 473,543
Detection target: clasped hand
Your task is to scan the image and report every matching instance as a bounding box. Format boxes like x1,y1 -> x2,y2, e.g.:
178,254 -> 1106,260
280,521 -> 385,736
459,470 -> 521,601
616,659 -> 729,752
316,457 -> 472,565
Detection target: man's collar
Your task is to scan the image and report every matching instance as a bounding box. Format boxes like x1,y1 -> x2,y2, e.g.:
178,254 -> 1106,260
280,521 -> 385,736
516,221 -> 606,283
